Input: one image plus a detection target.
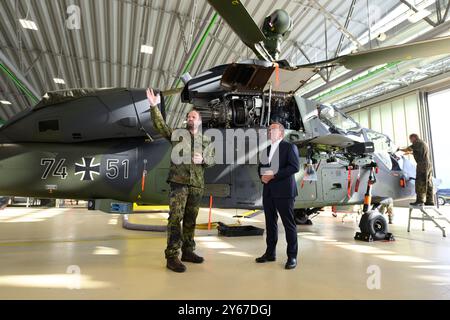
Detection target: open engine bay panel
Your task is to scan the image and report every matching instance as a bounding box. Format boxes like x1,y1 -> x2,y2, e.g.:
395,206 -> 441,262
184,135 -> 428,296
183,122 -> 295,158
196,91 -> 304,131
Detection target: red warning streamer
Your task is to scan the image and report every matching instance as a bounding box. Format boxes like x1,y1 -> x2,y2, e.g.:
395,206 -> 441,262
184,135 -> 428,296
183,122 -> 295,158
208,195 -> 213,231
141,170 -> 147,192
274,63 -> 280,88
347,167 -> 353,198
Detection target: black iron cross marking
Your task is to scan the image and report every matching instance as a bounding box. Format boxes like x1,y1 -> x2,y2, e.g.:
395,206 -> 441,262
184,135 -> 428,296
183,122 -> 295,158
75,157 -> 100,181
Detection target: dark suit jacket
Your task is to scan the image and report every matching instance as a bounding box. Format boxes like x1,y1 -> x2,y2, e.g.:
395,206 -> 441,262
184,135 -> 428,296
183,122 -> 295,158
258,140 -> 300,198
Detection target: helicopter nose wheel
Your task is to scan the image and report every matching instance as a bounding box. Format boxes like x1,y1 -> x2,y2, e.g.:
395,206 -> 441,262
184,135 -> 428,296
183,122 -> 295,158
87,199 -> 96,210
355,210 -> 394,242
354,162 -> 395,242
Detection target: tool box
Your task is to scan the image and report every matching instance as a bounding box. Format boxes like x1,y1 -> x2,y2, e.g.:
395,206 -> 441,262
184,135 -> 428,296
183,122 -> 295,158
217,222 -> 264,237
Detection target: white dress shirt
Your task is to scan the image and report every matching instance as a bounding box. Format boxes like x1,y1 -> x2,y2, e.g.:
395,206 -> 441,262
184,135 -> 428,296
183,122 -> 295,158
268,138 -> 282,164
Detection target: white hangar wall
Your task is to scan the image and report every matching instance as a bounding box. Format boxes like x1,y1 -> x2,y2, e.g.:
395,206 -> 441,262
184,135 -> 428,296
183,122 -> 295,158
348,92 -> 423,149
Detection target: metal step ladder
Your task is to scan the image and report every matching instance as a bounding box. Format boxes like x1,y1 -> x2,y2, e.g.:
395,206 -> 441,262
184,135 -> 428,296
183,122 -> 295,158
407,205 -> 450,237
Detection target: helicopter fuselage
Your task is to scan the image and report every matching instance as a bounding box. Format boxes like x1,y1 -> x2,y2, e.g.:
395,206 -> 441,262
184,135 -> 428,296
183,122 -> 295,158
0,60 -> 416,210
0,135 -> 415,210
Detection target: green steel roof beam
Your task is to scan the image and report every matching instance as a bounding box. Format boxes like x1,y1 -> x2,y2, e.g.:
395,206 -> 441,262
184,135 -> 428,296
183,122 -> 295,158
0,62 -> 39,104
166,12 -> 219,110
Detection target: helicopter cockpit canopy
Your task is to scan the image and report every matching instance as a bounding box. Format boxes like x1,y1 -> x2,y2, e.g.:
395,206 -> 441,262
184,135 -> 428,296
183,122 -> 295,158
33,88 -> 118,110
0,88 -> 163,143
364,129 -> 396,153
318,105 -> 361,135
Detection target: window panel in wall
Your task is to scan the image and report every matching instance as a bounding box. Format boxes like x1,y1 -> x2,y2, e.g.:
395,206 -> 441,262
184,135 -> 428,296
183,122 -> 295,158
428,88 -> 450,188
359,110 -> 369,128
370,106 -> 381,132
404,94 -> 421,138
392,98 -> 407,148
351,112 -> 360,123
380,102 -> 394,140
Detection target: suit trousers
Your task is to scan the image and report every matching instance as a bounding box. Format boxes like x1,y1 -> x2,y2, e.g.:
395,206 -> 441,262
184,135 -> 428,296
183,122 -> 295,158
263,196 -> 298,259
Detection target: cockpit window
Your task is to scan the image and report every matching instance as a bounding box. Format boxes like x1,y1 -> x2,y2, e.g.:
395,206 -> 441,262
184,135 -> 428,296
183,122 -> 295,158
365,129 -> 395,153
318,105 -> 360,133
39,119 -> 59,133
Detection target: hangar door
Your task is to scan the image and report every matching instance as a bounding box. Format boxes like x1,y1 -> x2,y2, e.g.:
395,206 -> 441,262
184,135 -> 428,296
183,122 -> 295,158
428,89 -> 450,190
349,93 -> 421,147
349,92 -> 421,162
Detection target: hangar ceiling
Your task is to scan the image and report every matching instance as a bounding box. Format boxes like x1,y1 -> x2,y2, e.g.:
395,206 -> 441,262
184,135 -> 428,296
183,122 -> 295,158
0,0 -> 449,126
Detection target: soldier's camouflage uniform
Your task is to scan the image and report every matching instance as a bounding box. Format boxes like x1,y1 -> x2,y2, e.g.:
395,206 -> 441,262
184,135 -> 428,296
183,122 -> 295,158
151,106 -> 215,258
408,139 -> 433,203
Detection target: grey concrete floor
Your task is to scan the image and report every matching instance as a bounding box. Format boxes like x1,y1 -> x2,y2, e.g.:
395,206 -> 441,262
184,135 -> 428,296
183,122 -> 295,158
0,205 -> 449,300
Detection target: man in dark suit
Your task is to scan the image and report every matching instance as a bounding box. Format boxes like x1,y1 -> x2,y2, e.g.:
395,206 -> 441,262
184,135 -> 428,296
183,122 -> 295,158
257,122 -> 300,269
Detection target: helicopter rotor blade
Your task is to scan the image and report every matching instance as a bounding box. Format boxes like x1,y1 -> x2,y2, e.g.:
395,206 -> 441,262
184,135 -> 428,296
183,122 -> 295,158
298,35 -> 450,70
206,0 -> 272,61
339,35 -> 450,70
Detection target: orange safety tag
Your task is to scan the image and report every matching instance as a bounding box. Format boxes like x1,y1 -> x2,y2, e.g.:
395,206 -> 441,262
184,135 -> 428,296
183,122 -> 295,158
208,195 -> 213,231
347,167 -> 352,198
364,195 -> 372,205
141,170 -> 147,192
400,177 -> 406,188
274,63 -> 280,88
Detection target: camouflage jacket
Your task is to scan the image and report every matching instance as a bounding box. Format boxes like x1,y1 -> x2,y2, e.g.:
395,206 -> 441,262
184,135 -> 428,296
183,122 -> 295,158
408,139 -> 431,169
150,106 -> 215,189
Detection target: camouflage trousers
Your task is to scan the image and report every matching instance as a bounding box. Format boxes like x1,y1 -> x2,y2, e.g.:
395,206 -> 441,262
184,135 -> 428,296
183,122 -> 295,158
378,198 -> 394,223
416,165 -> 433,203
165,183 -> 203,259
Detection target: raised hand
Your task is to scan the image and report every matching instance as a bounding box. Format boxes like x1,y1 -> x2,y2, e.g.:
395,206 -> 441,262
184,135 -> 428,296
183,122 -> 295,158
146,88 -> 160,107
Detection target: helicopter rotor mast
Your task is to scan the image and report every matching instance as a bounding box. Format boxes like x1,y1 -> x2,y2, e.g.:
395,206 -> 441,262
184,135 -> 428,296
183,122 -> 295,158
206,0 -> 292,62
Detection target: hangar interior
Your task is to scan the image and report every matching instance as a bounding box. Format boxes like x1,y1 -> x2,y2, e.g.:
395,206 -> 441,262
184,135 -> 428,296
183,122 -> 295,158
1,0 -> 450,299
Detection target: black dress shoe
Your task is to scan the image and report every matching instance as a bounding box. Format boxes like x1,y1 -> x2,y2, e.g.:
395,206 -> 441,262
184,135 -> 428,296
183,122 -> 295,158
424,202 -> 435,206
410,201 -> 424,206
181,251 -> 204,264
285,258 -> 297,270
255,254 -> 276,263
166,257 -> 187,273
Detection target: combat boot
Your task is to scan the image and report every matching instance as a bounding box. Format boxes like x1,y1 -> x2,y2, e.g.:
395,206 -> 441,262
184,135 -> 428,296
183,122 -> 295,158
181,251 -> 204,264
166,257 -> 186,273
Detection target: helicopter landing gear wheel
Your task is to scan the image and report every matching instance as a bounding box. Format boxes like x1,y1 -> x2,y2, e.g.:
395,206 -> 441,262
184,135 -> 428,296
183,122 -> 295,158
356,210 -> 394,241
294,209 -> 313,225
88,199 -> 96,210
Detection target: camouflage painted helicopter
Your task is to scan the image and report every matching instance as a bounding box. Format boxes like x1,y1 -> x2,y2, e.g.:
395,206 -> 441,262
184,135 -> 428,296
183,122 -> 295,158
1,0 -> 449,239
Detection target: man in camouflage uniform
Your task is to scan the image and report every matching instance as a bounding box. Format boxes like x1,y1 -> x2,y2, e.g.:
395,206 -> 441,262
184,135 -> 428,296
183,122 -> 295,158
147,88 -> 215,273
377,198 -> 394,224
399,133 -> 434,206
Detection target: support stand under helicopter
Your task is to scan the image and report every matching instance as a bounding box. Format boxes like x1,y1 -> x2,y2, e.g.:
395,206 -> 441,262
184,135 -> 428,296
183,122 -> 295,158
354,162 -> 395,242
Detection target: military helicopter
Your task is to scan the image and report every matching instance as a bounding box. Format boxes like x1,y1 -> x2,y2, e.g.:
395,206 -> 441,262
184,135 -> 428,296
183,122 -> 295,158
0,0 -> 449,240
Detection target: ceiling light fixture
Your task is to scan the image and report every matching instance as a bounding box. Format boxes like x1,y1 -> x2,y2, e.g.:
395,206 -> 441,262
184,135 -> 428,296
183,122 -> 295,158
19,19 -> 38,30
376,32 -> 387,42
0,100 -> 12,105
53,78 -> 65,85
140,45 -> 154,55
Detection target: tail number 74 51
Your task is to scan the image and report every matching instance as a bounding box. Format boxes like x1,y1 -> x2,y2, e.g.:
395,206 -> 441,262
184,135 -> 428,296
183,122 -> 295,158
40,158 -> 129,181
